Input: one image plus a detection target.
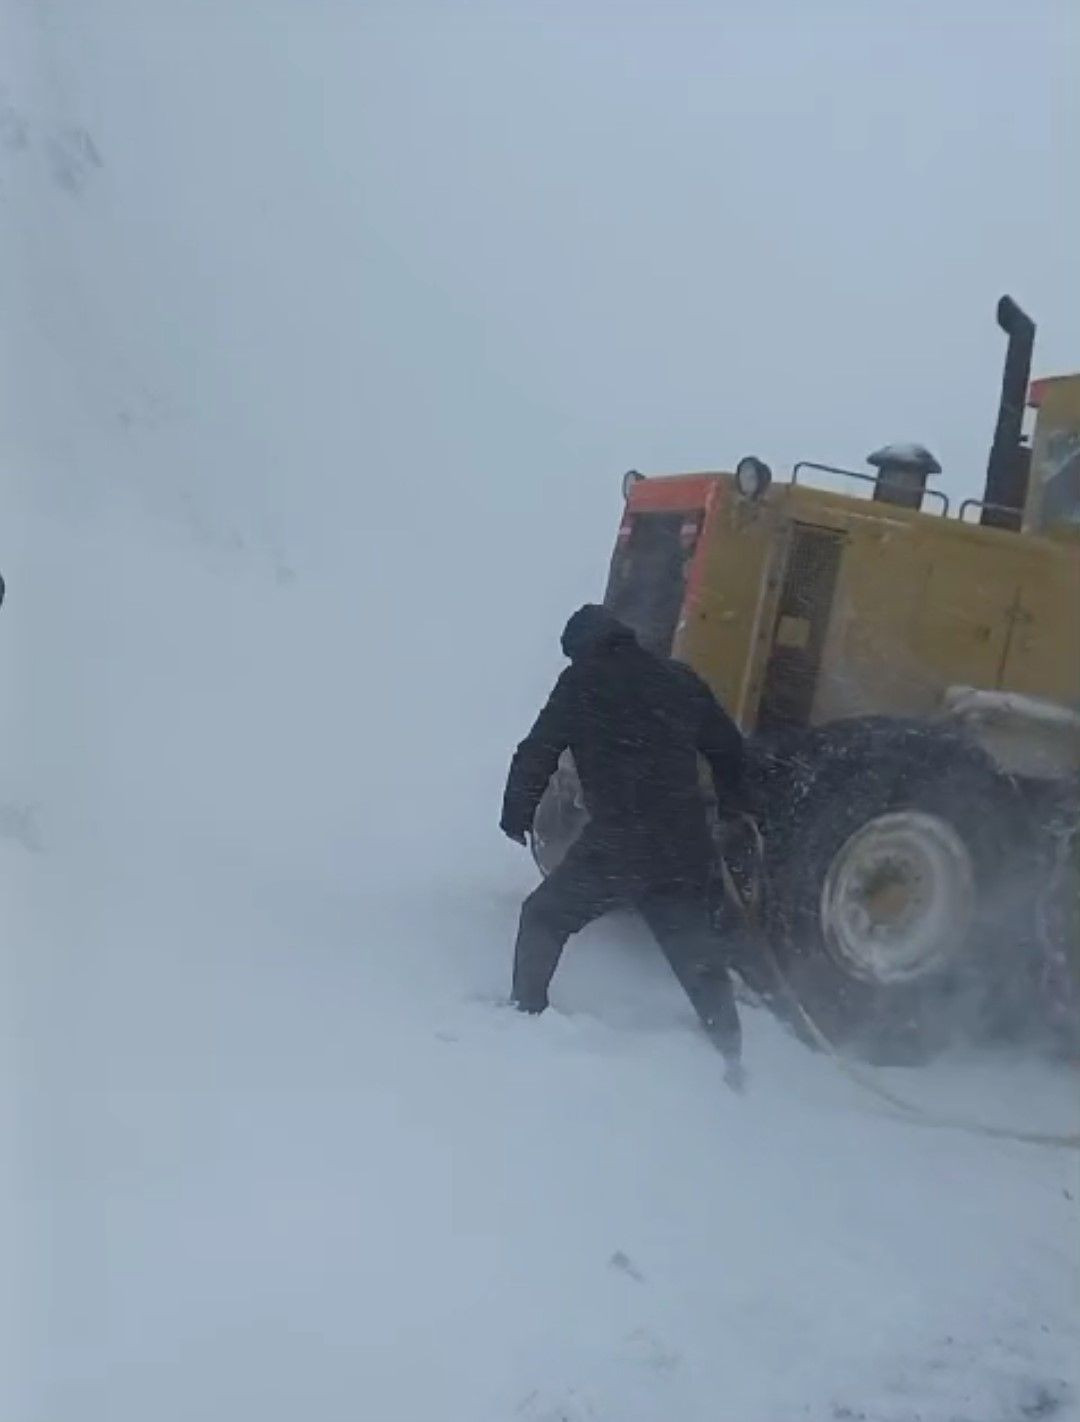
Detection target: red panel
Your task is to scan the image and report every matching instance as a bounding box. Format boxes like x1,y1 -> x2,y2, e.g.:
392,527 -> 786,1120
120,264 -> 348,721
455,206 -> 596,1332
1029,378 -> 1050,409
1027,375 -> 1080,408
627,473 -> 720,513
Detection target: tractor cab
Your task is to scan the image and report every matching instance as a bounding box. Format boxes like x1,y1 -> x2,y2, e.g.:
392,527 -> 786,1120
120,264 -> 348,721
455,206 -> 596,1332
1025,373 -> 1080,534
603,473 -> 714,657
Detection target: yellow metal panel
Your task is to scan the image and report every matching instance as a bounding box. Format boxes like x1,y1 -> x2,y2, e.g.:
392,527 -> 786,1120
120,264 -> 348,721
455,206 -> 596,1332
682,474 -> 1080,730
815,519 -> 935,721
675,477 -> 781,726
1000,544 -> 1080,704
765,487 -> 945,722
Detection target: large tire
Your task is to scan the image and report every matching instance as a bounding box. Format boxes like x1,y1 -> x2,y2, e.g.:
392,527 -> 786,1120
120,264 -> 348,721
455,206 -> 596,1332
762,719 -> 1040,1063
1034,795 -> 1080,1056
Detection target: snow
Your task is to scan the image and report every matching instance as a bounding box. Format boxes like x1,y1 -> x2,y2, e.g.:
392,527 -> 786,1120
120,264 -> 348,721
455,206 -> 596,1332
946,687 -> 1080,729
867,444 -> 943,474
2,5 -> 1079,1421
3,511 -> 1077,1422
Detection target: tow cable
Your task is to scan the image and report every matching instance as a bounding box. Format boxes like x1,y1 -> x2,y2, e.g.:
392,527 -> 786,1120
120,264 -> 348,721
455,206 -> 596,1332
718,817 -> 1080,1152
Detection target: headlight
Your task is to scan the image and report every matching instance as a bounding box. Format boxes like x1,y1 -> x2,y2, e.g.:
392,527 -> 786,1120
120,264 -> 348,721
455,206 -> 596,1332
622,469 -> 644,501
735,455 -> 773,501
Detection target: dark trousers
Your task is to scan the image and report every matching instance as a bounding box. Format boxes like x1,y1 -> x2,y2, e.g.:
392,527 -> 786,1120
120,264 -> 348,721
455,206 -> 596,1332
512,829 -> 742,1062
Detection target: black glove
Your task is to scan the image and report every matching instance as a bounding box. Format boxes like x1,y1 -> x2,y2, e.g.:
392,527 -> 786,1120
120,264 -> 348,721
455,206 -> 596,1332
500,819 -> 528,846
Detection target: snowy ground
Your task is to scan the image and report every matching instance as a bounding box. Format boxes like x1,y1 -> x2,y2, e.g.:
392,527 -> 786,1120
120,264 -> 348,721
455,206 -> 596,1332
3,4 -> 1079,1419
1,513 -> 1077,1422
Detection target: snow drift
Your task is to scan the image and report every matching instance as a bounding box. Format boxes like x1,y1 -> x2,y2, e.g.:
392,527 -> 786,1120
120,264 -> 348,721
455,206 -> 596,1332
1,4 -> 1078,1420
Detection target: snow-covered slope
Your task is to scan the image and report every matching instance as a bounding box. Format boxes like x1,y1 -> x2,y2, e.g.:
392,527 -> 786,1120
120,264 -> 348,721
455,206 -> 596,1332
2,5 -> 1078,1420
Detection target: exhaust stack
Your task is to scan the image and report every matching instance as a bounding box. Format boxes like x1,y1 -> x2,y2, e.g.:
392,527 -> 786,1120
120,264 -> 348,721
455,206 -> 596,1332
983,295 -> 1035,530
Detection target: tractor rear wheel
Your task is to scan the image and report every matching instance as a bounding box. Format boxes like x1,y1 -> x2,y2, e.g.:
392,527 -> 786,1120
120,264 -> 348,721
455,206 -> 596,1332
764,721 -> 1038,1062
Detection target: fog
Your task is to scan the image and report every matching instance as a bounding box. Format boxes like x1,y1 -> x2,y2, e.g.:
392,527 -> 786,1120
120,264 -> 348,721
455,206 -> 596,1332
1,3 -> 1078,1419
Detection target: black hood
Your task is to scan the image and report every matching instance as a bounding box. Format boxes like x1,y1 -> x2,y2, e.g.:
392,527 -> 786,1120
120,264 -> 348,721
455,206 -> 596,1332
560,604 -> 636,661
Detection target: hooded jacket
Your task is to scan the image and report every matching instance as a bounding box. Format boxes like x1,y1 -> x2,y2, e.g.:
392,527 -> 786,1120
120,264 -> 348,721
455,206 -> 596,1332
501,606 -> 745,862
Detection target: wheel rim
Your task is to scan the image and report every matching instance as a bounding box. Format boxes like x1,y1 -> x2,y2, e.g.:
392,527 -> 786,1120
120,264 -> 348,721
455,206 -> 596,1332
820,810 -> 975,985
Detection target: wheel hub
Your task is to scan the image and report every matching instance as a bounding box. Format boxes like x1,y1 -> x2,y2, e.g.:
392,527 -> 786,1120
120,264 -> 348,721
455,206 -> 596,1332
820,811 -> 975,985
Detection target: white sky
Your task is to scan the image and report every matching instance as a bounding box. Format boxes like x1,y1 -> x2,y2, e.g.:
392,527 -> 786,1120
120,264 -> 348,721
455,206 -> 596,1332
0,0 -> 1076,678
4,1 -> 1077,515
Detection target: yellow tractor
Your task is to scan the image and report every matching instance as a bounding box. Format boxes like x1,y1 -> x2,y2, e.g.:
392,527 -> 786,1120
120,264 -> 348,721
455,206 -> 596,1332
534,298 -> 1080,1060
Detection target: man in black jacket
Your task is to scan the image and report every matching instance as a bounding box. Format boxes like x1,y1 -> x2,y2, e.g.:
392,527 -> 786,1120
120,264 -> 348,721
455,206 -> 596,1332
500,604 -> 747,1087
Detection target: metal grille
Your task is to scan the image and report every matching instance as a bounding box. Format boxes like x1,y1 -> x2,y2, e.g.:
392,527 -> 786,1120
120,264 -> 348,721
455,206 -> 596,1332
757,525 -> 844,731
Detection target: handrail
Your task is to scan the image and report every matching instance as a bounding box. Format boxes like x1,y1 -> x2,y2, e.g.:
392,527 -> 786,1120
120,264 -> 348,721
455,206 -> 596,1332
958,497 -> 1022,526
793,460 -> 876,488
792,461 -> 950,517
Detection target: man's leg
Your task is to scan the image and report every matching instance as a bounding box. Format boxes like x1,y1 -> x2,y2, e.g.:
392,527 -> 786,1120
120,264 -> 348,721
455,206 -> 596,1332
637,885 -> 743,1070
512,836 -> 621,1013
